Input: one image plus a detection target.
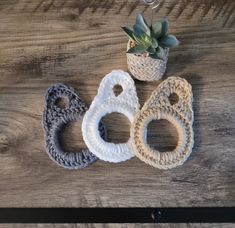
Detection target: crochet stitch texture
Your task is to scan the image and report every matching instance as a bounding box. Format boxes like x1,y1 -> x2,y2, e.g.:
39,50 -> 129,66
82,70 -> 140,163
130,77 -> 194,169
43,84 -> 106,169
127,39 -> 169,81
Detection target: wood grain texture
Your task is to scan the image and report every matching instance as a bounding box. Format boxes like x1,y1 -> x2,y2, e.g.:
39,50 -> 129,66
0,0 -> 235,214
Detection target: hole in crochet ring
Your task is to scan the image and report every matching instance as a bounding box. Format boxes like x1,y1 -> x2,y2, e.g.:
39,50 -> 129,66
147,119 -> 178,152
55,97 -> 69,109
168,93 -> 179,105
113,84 -> 123,97
100,112 -> 130,143
59,121 -> 86,152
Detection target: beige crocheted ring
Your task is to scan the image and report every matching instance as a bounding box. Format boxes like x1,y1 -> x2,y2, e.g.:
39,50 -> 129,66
130,77 -> 194,169
82,70 -> 140,163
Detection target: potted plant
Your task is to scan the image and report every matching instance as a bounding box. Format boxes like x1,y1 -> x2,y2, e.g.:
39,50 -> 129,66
122,14 -> 179,81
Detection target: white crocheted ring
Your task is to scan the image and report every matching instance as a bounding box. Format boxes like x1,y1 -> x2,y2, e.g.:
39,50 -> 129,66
82,70 -> 140,163
131,76 -> 194,169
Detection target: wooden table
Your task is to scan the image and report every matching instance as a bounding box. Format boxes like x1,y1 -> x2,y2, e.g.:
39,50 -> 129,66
0,0 -> 234,226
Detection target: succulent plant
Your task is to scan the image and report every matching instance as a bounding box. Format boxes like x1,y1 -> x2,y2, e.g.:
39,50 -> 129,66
122,14 -> 179,60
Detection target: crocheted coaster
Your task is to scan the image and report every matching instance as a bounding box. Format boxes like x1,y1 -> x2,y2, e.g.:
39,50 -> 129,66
82,70 -> 140,163
131,77 -> 194,169
43,84 -> 106,169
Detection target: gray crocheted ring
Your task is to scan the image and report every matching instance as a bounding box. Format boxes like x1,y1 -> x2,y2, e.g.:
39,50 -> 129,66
43,83 -> 107,169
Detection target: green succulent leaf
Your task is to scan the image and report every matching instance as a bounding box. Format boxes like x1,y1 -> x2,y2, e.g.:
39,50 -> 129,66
160,19 -> 169,37
135,14 -> 150,36
147,46 -> 156,54
149,46 -> 166,60
133,32 -> 143,43
149,53 -> 158,59
152,21 -> 162,38
159,35 -> 179,48
121,26 -> 136,41
143,34 -> 153,46
133,33 -> 145,45
122,14 -> 179,54
156,46 -> 166,60
127,44 -> 147,54
151,38 -> 158,48
133,24 -> 148,37
133,33 -> 152,48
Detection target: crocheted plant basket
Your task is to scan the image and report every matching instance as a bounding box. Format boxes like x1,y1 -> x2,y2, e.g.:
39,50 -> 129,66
126,39 -> 169,81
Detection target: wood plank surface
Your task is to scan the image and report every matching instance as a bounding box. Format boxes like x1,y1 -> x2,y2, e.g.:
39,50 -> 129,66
0,0 -> 234,218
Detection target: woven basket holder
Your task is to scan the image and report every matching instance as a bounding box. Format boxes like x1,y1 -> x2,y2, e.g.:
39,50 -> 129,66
126,39 -> 169,81
43,84 -> 107,169
130,77 -> 194,169
82,70 -> 140,163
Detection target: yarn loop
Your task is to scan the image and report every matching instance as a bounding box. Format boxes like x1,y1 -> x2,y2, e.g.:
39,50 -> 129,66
131,77 -> 194,169
43,84 -> 106,169
82,70 -> 140,163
